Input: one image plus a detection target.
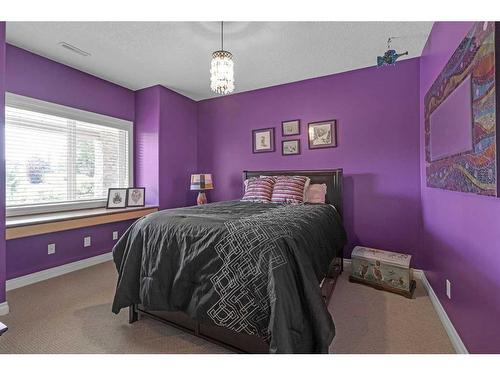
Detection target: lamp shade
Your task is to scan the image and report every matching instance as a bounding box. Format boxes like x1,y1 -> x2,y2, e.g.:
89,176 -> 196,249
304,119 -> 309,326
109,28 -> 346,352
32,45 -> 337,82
190,174 -> 214,190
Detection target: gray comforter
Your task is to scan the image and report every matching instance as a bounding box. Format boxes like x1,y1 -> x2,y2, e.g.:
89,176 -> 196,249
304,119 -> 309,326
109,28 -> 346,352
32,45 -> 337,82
112,200 -> 346,353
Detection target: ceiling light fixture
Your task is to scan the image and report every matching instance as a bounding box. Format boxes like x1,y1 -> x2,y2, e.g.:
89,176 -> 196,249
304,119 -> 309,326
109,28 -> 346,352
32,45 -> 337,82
210,21 -> 234,95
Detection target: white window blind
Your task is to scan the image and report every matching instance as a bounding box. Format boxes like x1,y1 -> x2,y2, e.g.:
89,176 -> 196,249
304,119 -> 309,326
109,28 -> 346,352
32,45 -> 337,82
5,94 -> 133,216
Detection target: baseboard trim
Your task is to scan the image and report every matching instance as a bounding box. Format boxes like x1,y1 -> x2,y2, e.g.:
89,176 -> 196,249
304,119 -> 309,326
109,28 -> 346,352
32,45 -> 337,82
344,258 -> 468,354
417,270 -> 468,354
0,301 -> 9,316
6,252 -> 113,291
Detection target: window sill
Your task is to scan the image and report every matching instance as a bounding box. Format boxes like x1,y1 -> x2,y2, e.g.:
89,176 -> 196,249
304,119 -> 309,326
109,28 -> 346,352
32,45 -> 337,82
6,205 -> 159,240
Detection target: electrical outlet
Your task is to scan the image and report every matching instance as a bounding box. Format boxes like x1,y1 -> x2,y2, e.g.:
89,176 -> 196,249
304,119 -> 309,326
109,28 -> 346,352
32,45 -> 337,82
84,236 -> 91,247
446,279 -> 451,299
48,243 -> 56,255
113,231 -> 118,240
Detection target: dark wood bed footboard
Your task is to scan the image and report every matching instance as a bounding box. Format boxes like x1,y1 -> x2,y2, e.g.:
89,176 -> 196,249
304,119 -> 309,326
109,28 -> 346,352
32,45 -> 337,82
321,257 -> 343,302
133,307 -> 269,353
129,303 -> 138,324
128,259 -> 342,353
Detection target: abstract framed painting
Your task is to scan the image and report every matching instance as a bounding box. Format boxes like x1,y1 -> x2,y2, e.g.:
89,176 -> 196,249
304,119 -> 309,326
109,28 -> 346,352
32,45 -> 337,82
424,21 -> 498,196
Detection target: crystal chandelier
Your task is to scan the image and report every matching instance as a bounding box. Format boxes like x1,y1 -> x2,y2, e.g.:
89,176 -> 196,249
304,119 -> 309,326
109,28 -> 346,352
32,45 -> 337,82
210,21 -> 234,95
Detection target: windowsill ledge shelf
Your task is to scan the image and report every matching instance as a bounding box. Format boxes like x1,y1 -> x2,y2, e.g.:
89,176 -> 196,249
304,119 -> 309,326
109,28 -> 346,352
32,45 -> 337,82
5,205 -> 159,240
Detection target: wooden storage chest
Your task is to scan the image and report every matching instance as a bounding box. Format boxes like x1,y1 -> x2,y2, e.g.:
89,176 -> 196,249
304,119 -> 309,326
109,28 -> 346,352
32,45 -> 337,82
349,246 -> 416,298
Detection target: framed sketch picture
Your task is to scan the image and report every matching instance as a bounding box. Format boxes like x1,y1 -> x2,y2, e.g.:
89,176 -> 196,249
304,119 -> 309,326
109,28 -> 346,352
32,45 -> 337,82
308,120 -> 337,149
281,119 -> 300,136
127,187 -> 146,207
282,139 -> 300,156
252,127 -> 275,153
106,188 -> 127,209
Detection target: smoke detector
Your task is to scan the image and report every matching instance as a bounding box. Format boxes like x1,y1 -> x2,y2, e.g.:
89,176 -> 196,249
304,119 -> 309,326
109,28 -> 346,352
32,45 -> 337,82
58,42 -> 91,57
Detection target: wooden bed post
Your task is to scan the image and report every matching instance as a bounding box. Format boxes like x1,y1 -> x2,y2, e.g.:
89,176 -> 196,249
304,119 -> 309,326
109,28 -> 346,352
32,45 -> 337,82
129,304 -> 138,324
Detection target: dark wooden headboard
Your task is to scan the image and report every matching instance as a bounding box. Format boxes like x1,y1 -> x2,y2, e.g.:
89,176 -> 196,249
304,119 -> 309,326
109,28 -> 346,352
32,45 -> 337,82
242,169 -> 343,218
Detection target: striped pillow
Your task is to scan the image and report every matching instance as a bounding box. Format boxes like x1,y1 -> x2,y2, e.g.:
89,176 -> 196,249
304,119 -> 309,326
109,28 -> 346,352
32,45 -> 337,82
241,176 -> 276,202
271,176 -> 309,204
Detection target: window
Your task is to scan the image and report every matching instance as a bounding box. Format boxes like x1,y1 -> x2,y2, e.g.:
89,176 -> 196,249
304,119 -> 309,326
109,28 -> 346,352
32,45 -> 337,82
5,93 -> 133,216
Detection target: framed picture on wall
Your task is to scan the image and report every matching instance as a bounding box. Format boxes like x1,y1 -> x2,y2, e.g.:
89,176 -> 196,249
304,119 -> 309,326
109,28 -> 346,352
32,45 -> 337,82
106,188 -> 127,209
282,139 -> 300,156
252,127 -> 275,153
126,187 -> 146,207
281,119 -> 300,136
308,120 -> 337,149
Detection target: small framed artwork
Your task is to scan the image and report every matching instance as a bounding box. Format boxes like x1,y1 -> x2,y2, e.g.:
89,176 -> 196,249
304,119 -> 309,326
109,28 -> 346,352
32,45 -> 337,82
308,119 -> 338,149
252,127 -> 275,153
282,119 -> 300,136
127,187 -> 146,207
282,139 -> 300,156
106,188 -> 127,209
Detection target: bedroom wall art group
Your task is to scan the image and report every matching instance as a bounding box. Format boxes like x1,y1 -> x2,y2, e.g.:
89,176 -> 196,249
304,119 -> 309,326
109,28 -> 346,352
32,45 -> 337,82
252,119 -> 338,156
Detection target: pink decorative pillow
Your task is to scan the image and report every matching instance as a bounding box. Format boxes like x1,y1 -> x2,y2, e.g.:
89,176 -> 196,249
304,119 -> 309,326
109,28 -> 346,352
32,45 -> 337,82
241,176 -> 276,202
271,176 -> 309,204
305,183 -> 327,203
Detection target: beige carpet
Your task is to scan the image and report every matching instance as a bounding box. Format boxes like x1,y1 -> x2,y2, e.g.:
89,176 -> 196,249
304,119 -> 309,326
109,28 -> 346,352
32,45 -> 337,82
329,267 -> 454,353
0,261 -> 454,354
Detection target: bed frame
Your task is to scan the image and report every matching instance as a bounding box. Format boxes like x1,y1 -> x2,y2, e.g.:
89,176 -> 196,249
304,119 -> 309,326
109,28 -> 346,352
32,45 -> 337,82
129,168 -> 344,353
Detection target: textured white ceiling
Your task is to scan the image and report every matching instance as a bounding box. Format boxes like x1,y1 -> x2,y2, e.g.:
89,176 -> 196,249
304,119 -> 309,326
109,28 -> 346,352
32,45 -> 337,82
6,22 -> 433,101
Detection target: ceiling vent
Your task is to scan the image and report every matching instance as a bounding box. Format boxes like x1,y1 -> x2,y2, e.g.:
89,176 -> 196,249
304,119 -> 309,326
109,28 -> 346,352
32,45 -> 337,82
58,42 -> 91,57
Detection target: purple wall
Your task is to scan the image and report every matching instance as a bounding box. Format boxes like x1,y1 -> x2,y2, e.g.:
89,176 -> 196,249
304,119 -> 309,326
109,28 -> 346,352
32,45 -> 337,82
197,59 -> 422,264
0,23 -> 6,303
6,220 -> 134,280
135,85 -> 198,209
6,45 -> 134,121
420,22 -> 500,353
135,86 -> 161,206
4,45 -> 137,280
158,86 -> 198,208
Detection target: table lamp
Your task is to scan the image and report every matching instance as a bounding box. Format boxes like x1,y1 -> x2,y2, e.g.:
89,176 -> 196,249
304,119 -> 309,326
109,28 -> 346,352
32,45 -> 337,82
190,173 -> 214,205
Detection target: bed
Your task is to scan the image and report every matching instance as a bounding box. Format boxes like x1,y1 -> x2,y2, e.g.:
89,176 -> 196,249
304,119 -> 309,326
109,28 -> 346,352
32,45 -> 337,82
112,169 -> 346,353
